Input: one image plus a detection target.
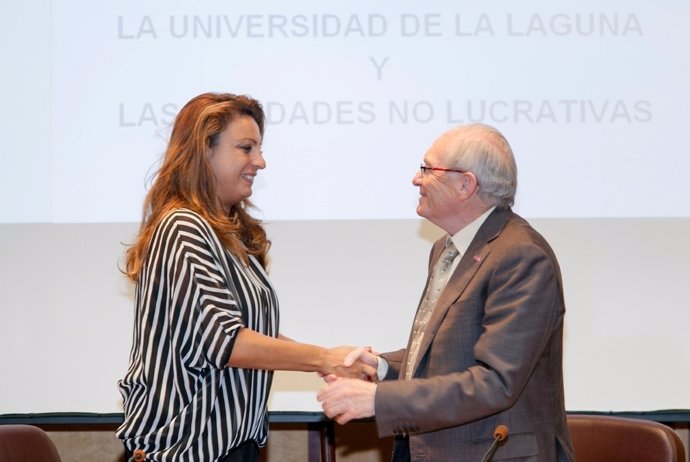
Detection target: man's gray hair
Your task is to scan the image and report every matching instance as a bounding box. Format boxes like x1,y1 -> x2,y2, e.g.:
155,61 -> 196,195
445,124 -> 517,208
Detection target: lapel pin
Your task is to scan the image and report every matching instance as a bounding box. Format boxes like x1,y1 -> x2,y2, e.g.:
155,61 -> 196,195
473,255 -> 482,262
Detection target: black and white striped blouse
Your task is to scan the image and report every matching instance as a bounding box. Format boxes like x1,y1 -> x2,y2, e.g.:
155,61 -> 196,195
116,209 -> 279,461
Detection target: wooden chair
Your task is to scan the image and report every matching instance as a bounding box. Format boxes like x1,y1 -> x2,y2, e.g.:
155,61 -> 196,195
567,414 -> 685,462
0,424 -> 61,462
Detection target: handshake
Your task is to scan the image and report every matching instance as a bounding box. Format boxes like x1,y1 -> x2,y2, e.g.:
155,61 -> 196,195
317,346 -> 381,424
321,345 -> 380,382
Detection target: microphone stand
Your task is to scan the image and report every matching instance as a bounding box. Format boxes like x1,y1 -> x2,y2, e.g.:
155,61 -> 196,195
128,449 -> 146,461
479,425 -> 509,462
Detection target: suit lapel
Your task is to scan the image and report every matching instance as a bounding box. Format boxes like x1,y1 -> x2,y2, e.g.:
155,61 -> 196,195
409,208 -> 513,377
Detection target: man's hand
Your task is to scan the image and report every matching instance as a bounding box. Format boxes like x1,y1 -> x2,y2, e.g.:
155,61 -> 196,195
317,374 -> 377,424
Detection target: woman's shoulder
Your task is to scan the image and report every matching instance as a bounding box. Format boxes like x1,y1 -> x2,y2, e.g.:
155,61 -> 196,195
156,208 -> 216,240
160,207 -> 206,226
152,208 -> 230,260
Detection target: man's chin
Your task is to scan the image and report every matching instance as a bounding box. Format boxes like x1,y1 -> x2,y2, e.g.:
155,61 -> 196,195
416,204 -> 427,219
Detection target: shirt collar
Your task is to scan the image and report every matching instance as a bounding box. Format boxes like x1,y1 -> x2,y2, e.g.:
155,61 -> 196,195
449,206 -> 496,257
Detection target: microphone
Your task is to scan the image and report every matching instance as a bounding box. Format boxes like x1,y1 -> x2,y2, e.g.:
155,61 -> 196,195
479,425 -> 509,462
128,449 -> 146,461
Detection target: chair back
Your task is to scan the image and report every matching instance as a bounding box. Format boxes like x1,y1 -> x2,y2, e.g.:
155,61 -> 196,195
0,424 -> 62,462
567,414 -> 685,462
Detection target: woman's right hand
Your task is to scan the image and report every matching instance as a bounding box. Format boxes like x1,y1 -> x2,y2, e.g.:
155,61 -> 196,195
322,346 -> 379,381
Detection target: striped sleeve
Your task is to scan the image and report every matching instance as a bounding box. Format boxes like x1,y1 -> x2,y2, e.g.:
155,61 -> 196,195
159,210 -> 243,369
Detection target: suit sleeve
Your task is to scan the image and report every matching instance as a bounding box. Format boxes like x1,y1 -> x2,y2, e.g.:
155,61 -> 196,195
375,240 -> 563,436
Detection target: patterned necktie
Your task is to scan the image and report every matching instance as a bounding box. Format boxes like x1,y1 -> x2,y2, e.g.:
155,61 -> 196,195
405,238 -> 460,379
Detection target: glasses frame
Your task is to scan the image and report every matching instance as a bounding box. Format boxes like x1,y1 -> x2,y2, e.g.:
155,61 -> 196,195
419,164 -> 480,187
420,165 -> 468,175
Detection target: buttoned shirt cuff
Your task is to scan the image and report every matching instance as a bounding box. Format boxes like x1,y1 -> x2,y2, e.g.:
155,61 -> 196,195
376,356 -> 389,381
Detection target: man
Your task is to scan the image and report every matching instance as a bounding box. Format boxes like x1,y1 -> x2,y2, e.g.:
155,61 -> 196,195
318,124 -> 574,461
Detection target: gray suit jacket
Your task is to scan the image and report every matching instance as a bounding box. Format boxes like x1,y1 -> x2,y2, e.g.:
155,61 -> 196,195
376,208 -> 575,461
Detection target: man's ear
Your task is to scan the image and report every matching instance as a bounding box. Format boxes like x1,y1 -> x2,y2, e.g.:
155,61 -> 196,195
458,172 -> 479,197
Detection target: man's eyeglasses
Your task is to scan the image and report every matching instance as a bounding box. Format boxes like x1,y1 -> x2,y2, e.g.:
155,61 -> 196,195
420,165 -> 468,176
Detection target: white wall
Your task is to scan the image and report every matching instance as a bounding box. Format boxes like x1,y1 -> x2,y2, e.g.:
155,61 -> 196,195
1,0 -> 689,415
1,218 -> 689,413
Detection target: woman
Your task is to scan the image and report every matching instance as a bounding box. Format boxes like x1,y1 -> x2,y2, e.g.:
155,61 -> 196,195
116,92 -> 374,461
